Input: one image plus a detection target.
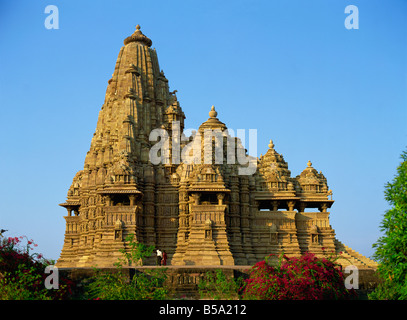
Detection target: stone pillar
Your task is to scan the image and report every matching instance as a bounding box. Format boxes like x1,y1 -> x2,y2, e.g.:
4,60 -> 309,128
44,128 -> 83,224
240,176 -> 254,264
319,203 -> 328,212
172,181 -> 190,265
129,194 -> 136,206
191,193 -> 200,205
106,195 -> 112,207
287,201 -> 296,212
228,176 -> 246,264
271,201 -> 279,212
217,193 -> 225,205
143,167 -> 156,248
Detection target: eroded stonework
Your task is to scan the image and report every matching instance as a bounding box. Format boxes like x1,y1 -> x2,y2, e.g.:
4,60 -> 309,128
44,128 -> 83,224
56,26 -> 377,270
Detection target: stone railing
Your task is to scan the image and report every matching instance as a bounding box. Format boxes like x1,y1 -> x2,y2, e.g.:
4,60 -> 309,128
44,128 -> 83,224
190,205 -> 226,224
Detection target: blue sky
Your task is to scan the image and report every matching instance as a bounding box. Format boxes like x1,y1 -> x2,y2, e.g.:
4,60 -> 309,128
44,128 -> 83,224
0,0 -> 406,261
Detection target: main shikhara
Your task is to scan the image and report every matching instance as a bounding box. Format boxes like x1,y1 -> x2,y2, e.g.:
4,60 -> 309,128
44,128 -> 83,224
56,26 -> 376,269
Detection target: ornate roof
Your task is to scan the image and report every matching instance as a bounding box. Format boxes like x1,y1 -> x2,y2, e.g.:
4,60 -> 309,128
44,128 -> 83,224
258,140 -> 291,184
188,164 -> 230,192
296,160 -> 328,193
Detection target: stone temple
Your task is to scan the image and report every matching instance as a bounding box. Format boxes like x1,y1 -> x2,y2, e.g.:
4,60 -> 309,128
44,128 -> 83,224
56,26 -> 376,270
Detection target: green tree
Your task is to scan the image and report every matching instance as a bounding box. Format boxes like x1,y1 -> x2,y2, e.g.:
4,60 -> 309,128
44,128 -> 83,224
370,149 -> 407,300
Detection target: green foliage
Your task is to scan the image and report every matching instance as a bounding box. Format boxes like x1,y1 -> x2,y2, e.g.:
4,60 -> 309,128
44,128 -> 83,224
0,264 -> 52,300
84,268 -> 168,300
84,234 -> 168,300
370,149 -> 407,300
198,269 -> 244,300
114,234 -> 155,267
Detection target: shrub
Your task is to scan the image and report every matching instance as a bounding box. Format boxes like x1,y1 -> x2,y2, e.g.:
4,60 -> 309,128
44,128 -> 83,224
83,234 -> 168,300
198,269 -> 244,300
241,252 -> 356,300
0,235 -> 74,300
83,268 -> 168,300
114,233 -> 155,267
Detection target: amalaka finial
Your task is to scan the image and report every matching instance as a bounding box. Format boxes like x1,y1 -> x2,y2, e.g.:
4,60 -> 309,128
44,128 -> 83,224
307,160 -> 312,167
124,24 -> 152,47
209,105 -> 218,118
268,139 -> 274,149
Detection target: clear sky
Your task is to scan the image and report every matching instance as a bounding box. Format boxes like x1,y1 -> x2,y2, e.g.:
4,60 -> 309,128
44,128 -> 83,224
0,0 -> 406,261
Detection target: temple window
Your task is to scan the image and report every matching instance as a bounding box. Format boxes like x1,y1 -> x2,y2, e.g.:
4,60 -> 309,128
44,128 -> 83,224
111,194 -> 130,206
200,193 -> 218,205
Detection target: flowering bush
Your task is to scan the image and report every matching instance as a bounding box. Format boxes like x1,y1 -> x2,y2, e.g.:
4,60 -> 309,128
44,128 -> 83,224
0,235 -> 74,300
241,252 -> 356,300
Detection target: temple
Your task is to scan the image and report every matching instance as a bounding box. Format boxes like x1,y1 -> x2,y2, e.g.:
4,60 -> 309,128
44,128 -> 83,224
56,26 -> 376,270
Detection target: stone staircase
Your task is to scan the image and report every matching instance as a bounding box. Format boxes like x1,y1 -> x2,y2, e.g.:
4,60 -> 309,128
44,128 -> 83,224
334,239 -> 378,270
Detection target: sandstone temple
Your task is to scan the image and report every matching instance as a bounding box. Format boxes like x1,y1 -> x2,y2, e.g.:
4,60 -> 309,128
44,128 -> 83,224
56,26 -> 377,271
